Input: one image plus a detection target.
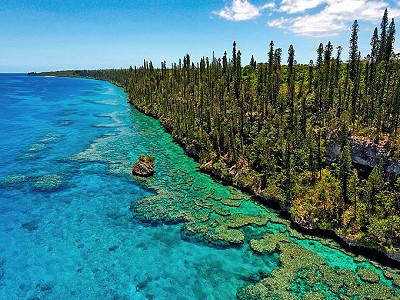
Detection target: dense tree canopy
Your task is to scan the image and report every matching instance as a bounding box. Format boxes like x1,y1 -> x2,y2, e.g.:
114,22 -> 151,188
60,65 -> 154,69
47,11 -> 400,254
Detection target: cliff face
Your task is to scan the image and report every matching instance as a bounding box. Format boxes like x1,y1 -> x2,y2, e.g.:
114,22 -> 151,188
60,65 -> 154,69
326,137 -> 400,179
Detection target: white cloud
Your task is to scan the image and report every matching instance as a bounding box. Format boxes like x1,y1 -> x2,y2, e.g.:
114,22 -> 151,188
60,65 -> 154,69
260,2 -> 276,9
267,16 -> 290,28
215,0 -> 275,21
215,0 -> 400,36
289,14 -> 347,36
280,0 -> 325,13
269,0 -> 400,36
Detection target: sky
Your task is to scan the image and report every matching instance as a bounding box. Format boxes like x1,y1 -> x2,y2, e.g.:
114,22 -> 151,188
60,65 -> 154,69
1,0 -> 400,72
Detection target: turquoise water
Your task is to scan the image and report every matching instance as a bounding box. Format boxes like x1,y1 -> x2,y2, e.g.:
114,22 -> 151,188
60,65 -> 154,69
0,74 -> 398,300
0,74 -> 276,299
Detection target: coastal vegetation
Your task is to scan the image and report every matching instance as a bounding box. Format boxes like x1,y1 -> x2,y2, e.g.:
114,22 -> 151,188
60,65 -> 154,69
33,10 -> 400,261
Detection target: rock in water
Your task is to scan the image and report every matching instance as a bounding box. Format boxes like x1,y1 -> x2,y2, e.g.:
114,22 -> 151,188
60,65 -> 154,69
131,154 -> 155,177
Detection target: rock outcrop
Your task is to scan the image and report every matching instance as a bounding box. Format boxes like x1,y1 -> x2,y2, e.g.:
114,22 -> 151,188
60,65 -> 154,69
131,154 -> 155,177
326,136 -> 400,179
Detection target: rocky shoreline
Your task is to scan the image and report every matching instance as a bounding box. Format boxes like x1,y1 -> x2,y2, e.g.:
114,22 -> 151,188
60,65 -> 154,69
129,98 -> 400,268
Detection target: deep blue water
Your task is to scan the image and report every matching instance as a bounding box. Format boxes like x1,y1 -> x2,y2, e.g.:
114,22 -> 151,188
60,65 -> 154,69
0,74 -> 273,299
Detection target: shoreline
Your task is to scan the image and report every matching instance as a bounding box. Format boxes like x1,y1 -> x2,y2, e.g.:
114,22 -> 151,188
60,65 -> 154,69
29,72 -> 400,269
130,97 -> 400,269
128,99 -> 400,270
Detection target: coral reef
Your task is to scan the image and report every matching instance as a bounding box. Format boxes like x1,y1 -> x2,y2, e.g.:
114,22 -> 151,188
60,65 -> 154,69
239,234 -> 399,299
68,118 -> 400,299
0,174 -> 28,186
357,267 -> 380,283
30,174 -> 63,191
20,132 -> 62,160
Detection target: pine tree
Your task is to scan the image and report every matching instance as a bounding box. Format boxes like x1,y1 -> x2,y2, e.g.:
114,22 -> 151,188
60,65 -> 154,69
273,48 -> 282,111
365,163 -> 384,212
390,77 -> 400,135
287,45 -> 295,128
385,18 -> 396,62
250,55 -> 257,68
267,40 -> 275,120
316,44 -> 324,115
324,41 -> 333,112
233,42 -> 240,103
349,169 -> 359,220
370,27 -> 380,62
333,46 -> 342,108
349,20 -> 359,82
307,59 -> 314,93
268,41 -> 274,73
348,20 -> 360,123
379,8 -> 389,61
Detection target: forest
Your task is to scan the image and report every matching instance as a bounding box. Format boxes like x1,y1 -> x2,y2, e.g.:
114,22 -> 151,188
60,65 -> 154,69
37,10 -> 400,258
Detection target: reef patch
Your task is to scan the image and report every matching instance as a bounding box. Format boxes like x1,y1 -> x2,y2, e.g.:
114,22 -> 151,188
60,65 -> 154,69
30,174 -> 63,191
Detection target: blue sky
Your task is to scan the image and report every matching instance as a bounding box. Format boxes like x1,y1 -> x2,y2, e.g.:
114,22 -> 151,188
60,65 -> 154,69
1,0 -> 400,72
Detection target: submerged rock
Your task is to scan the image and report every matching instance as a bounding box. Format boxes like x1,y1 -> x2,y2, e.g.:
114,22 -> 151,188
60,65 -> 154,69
21,220 -> 39,231
30,174 -> 63,191
131,154 -> 155,177
0,259 -> 5,282
0,174 -> 28,186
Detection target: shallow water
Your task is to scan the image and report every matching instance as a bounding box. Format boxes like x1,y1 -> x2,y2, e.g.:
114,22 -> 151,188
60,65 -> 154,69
0,74 -> 398,299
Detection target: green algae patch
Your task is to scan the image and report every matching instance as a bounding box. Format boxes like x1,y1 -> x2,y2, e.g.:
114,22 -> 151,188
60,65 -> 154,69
223,214 -> 269,228
133,189 -> 191,224
213,226 -> 244,244
357,266 -> 380,283
212,205 -> 231,216
383,267 -> 400,288
249,233 -> 289,254
287,226 -> 306,239
237,283 -> 272,300
219,198 -> 241,207
302,291 -> 325,300
182,222 -> 244,247
354,255 -> 368,263
228,190 -> 246,200
394,276 -> 400,288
